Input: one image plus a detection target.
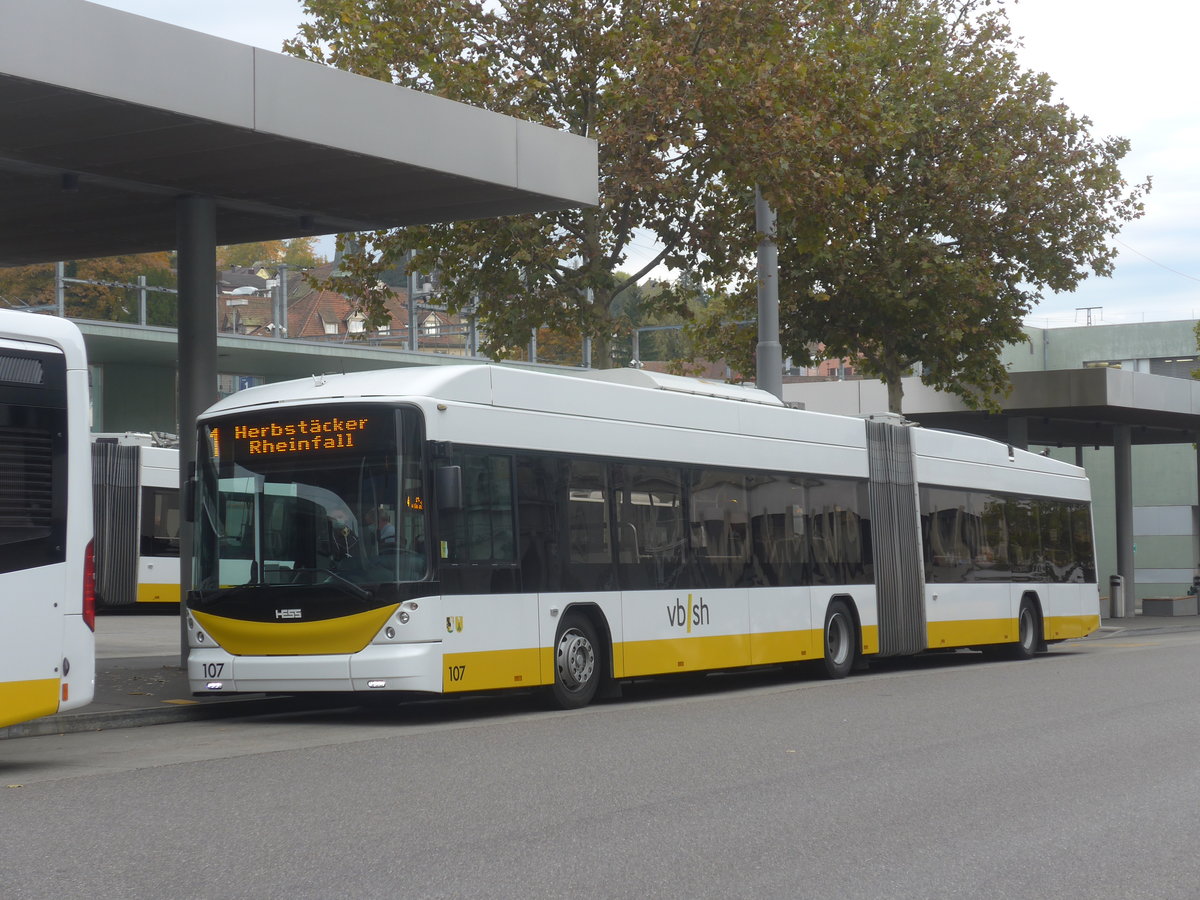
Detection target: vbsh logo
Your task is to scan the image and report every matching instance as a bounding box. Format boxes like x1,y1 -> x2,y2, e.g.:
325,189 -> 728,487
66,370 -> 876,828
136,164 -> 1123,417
666,594 -> 710,633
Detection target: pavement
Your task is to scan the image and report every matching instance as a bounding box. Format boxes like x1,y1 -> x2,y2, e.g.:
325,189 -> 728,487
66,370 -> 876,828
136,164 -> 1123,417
4,608 -> 1200,740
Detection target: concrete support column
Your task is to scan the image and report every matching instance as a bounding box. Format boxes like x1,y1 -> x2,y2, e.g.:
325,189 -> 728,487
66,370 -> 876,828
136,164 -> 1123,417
176,195 -> 217,658
1113,424 -> 1135,617
1006,416 -> 1029,451
1194,437 -> 1200,586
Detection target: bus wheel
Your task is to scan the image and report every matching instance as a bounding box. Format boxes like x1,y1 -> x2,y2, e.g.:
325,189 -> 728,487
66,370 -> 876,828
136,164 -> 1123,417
551,615 -> 601,709
821,600 -> 857,679
1005,600 -> 1039,660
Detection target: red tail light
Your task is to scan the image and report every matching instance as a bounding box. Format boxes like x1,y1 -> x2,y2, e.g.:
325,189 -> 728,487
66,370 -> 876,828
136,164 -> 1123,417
83,539 -> 96,631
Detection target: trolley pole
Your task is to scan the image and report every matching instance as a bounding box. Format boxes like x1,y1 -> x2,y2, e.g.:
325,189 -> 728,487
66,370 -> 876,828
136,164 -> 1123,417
755,187 -> 783,401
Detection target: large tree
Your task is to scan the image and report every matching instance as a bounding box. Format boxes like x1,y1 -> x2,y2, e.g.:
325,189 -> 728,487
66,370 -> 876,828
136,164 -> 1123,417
694,0 -> 1148,411
0,253 -> 177,324
286,0 -> 859,362
217,238 -> 325,270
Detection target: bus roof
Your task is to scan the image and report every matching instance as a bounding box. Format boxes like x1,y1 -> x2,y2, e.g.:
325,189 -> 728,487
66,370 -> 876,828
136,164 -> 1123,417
0,309 -> 88,370
199,363 -> 1088,489
201,364 -> 786,417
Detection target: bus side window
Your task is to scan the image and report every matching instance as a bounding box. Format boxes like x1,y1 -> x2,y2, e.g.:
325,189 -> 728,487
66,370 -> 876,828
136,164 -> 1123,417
615,463 -> 685,589
442,452 -> 515,565
140,486 -> 180,558
515,455 -> 563,592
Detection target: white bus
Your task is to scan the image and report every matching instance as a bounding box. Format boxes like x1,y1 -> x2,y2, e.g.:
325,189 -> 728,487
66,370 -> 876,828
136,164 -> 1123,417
0,309 -> 95,730
91,434 -> 180,607
186,365 -> 1100,707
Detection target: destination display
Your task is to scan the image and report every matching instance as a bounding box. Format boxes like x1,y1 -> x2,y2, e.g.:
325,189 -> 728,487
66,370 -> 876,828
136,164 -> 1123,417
212,412 -> 380,459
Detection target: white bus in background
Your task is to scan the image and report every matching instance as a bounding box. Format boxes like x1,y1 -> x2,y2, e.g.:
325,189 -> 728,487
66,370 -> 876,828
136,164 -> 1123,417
186,364 -> 1100,708
0,309 -> 94,730
91,433 -> 180,608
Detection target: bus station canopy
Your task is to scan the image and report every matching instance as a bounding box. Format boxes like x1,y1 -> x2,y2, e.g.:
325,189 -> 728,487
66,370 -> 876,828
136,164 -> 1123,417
785,368 -> 1200,448
0,0 -> 598,621
0,0 -> 597,266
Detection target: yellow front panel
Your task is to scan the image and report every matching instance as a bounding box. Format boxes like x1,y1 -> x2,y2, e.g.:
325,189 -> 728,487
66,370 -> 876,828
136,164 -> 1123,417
0,678 -> 59,729
137,582 -> 178,604
443,648 -> 547,692
927,617 -> 1014,649
193,605 -> 399,656
620,633 -> 752,677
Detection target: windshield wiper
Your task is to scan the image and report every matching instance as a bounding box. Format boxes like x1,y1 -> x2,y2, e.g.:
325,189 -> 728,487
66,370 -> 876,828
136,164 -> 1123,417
287,567 -> 375,602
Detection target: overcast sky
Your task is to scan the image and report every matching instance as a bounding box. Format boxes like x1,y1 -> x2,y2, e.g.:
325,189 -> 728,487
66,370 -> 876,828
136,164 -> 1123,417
91,0 -> 1200,329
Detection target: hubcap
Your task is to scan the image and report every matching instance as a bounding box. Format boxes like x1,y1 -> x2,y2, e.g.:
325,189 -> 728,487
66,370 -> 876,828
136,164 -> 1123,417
827,613 -> 850,666
556,628 -> 595,692
1020,608 -> 1035,650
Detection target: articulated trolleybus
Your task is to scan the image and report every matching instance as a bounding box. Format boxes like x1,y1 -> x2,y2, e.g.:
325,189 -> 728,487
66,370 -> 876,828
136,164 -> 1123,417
187,365 -> 1100,708
92,433 -> 181,608
0,309 -> 94,730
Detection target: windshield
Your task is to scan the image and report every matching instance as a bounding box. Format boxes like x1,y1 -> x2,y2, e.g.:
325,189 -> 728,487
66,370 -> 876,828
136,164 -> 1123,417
194,405 -> 427,595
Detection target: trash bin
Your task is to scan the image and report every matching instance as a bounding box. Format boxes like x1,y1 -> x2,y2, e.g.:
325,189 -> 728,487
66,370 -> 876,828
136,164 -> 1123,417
1109,574 -> 1125,618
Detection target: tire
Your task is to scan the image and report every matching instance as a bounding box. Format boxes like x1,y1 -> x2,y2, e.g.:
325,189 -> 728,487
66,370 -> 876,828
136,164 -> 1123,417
1004,599 -> 1039,660
821,599 -> 857,679
551,614 -> 602,709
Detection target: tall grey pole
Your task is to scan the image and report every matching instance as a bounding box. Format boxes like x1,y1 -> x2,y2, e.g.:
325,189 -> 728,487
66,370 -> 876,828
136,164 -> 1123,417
1195,437 -> 1200,588
275,265 -> 288,339
176,195 -> 217,661
408,272 -> 418,352
468,298 -> 479,358
55,261 -> 65,317
1113,425 -> 1135,617
755,187 -> 782,400
138,275 -> 147,325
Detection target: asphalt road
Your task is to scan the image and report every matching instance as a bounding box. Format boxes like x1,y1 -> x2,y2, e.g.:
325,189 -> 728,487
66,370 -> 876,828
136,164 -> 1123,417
3,631 -> 1198,899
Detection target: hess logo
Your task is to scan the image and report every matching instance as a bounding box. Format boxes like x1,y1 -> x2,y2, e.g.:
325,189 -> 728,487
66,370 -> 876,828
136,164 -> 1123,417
275,608 -> 302,619
666,594 -> 710,632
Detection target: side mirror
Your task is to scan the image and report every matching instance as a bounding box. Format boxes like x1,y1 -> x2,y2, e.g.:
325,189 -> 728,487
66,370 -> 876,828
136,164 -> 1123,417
436,465 -> 463,512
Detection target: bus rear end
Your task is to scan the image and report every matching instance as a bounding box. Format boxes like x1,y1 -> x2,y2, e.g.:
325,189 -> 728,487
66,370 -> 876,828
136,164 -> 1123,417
0,310 -> 94,729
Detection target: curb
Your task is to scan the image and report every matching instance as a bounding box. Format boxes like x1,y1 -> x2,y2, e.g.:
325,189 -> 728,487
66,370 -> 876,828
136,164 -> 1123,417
1092,624 -> 1200,639
0,694 -> 332,741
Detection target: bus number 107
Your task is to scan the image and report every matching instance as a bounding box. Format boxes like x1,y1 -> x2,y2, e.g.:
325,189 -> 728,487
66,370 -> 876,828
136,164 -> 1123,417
447,665 -> 466,683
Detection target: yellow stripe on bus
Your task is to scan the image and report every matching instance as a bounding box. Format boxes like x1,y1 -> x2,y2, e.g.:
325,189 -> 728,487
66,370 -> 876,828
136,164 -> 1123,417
443,648 -> 547,692
750,629 -> 816,666
1045,614 -> 1100,641
137,582 -> 178,604
929,613 -> 1101,648
927,618 -> 1017,648
621,633 -> 753,677
0,678 -> 59,729
192,605 -> 399,656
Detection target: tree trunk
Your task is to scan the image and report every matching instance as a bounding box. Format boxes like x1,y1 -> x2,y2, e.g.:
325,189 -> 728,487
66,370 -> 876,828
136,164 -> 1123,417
886,372 -> 904,414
